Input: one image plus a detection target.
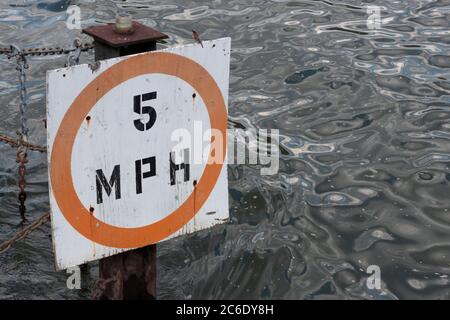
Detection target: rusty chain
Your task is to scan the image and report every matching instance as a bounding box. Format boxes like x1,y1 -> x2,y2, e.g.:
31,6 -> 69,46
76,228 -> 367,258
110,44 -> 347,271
0,42 -> 94,57
8,45 -> 29,137
0,133 -> 46,152
8,45 -> 30,222
0,41 -> 93,224
16,147 -> 28,221
0,212 -> 50,255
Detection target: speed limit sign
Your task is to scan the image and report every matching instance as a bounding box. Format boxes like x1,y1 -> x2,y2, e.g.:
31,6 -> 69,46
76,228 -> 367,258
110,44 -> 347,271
47,38 -> 230,269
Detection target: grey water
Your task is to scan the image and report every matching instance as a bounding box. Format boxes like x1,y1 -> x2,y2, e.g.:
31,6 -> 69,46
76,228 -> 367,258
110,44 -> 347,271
1,0 -> 450,300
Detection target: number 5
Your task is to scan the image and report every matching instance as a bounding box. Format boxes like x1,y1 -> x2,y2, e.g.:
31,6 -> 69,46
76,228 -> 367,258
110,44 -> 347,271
134,91 -> 157,131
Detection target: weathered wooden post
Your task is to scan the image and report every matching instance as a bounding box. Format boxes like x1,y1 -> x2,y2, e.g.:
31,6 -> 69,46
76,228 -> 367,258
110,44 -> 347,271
82,14 -> 168,300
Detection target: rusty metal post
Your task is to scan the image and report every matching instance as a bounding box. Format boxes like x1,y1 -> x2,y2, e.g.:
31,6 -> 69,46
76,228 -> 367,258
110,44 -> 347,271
82,15 -> 168,300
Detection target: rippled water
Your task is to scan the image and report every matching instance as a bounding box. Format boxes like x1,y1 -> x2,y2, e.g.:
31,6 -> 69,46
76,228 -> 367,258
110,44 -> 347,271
1,0 -> 450,300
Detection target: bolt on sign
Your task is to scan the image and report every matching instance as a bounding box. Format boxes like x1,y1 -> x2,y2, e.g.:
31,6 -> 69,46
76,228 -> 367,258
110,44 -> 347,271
47,38 -> 231,270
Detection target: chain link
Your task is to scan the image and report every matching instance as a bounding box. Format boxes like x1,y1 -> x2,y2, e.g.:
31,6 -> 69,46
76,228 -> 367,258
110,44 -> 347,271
0,42 -> 94,57
0,133 -> 46,152
16,146 -> 28,221
0,47 -> 11,55
1,42 -> 93,221
0,212 -> 50,255
8,45 -> 29,138
0,41 -> 93,222
8,45 -> 29,222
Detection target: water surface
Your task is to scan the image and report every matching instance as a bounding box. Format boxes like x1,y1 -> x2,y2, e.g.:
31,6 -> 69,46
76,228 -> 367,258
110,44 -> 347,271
1,0 -> 450,299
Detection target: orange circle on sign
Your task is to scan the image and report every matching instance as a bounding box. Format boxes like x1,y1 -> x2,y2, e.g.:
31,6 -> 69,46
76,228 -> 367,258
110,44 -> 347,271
50,52 -> 227,248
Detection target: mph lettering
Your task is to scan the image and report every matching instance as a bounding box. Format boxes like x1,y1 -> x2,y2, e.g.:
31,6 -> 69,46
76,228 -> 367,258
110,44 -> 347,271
95,91 -> 190,204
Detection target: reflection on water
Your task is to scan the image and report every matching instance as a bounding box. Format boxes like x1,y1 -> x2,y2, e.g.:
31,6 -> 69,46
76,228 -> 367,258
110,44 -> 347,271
1,0 -> 450,299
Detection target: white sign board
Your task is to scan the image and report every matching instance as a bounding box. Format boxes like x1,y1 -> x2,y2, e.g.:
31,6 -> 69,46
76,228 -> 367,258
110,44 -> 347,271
47,38 -> 230,270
